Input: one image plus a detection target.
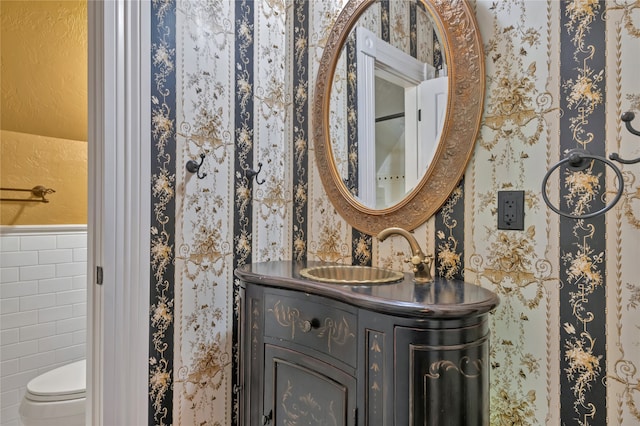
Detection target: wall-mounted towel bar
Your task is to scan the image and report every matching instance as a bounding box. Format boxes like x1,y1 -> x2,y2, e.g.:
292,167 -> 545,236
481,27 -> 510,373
542,111 -> 639,219
0,186 -> 56,203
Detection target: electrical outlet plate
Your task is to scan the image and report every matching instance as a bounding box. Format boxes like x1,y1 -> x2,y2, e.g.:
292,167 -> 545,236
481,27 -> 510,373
498,190 -> 525,230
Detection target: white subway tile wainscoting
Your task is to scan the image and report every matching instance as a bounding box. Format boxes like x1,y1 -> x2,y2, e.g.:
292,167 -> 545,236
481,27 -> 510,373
0,225 -> 87,426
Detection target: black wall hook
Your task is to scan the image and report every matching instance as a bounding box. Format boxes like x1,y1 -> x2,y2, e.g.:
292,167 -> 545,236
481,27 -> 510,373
246,162 -> 265,185
186,153 -> 207,179
621,111 -> 640,137
609,111 -> 640,165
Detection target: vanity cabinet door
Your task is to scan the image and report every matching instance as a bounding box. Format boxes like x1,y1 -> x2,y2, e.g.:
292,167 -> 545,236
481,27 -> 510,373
394,320 -> 490,426
263,345 -> 357,425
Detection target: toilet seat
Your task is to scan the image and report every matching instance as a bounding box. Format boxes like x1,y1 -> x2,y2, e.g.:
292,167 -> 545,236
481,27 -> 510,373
20,359 -> 86,426
25,359 -> 86,402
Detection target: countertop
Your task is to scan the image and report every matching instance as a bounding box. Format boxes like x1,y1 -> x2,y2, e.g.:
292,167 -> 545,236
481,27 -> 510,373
235,261 -> 499,319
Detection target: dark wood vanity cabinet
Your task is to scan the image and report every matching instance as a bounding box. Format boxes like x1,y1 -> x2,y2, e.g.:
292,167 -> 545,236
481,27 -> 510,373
246,287 -> 359,425
237,261 -> 499,426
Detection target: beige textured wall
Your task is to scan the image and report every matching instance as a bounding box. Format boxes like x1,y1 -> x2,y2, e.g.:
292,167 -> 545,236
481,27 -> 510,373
1,131 -> 87,225
1,0 -> 87,141
0,1 -> 87,225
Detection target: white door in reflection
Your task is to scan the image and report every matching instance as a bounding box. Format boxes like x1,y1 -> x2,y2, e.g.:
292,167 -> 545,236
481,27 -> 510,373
357,26 -> 447,209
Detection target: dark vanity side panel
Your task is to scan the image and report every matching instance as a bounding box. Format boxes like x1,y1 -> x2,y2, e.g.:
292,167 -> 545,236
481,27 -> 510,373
238,283 -> 245,426
358,310 -> 396,426
243,283 -> 266,425
263,289 -> 358,369
394,317 -> 490,426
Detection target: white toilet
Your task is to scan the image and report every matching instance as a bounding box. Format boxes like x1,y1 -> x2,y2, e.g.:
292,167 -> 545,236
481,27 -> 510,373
19,359 -> 86,426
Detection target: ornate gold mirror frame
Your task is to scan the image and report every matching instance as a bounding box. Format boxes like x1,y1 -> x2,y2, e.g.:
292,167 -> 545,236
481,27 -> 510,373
312,0 -> 485,235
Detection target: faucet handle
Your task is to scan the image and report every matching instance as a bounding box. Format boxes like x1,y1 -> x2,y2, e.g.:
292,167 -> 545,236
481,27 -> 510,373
422,254 -> 434,273
405,253 -> 432,265
404,255 -> 430,275
414,254 -> 434,283
403,255 -> 419,270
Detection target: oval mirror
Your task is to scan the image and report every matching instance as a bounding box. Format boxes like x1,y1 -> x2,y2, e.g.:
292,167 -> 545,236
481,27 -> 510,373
313,0 -> 484,235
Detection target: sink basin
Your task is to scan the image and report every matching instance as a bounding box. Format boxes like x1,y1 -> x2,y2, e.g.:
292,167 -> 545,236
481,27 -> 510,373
299,265 -> 404,285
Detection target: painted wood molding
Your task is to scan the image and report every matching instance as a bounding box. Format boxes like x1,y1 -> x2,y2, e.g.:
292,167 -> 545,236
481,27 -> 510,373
88,1 -> 150,425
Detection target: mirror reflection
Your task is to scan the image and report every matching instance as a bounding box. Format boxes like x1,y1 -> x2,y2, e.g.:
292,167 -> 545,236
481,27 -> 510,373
328,0 -> 447,209
313,0 -> 484,235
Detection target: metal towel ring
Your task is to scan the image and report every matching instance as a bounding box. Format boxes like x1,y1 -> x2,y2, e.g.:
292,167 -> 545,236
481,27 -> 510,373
541,149 -> 624,219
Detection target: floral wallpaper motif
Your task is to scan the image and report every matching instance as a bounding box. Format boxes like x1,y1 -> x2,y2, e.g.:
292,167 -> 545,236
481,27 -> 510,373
150,0 -> 176,425
605,2 -> 640,424
435,184 -> 464,280
308,0 -> 352,266
345,32 -> 372,266
252,0 -> 290,264
172,0 -> 292,423
147,1 -> 640,424
469,2 -> 557,422
173,0 -> 237,423
559,1 -> 607,423
293,0 -> 309,262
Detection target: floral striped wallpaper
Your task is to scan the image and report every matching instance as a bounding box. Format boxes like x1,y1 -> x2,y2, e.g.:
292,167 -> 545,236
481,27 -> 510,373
559,2 -> 607,422
150,1 -> 176,424
149,1 -> 640,425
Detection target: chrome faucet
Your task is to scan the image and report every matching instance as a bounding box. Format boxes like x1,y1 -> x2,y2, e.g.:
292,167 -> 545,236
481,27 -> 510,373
377,227 -> 434,283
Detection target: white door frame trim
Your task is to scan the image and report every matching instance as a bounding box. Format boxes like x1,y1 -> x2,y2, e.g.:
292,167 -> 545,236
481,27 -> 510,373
88,1 -> 150,424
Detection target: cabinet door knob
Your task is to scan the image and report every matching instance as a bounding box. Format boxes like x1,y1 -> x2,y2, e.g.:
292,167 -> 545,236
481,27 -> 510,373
301,318 -> 319,333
